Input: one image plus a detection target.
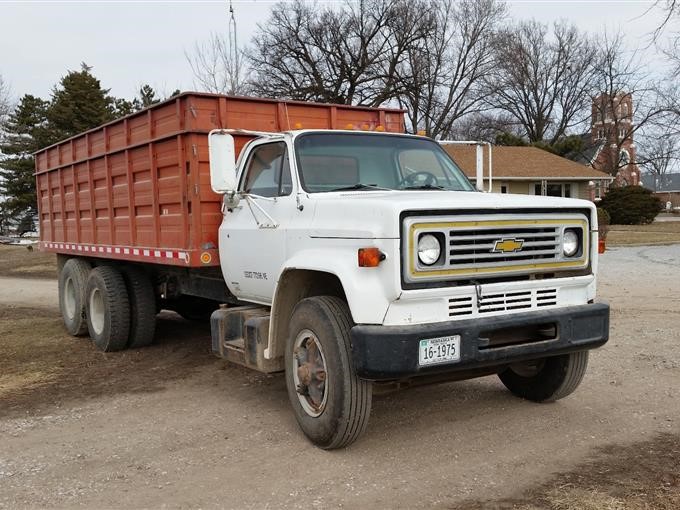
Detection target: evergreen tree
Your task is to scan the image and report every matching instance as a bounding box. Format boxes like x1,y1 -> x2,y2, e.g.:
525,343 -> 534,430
137,84 -> 160,108
47,63 -> 116,142
0,94 -> 50,232
0,66 -> 168,234
110,85 -> 161,117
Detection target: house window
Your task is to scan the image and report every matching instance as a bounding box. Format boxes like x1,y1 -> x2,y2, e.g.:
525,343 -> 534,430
500,184 -> 508,194
546,184 -> 563,197
534,182 -> 573,198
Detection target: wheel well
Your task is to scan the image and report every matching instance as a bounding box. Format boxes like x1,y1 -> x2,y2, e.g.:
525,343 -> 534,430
268,269 -> 347,360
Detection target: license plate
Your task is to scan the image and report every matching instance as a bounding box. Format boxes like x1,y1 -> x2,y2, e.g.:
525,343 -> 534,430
418,335 -> 461,366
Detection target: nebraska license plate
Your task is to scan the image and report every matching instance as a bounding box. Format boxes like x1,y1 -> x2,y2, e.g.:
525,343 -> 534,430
418,335 -> 461,366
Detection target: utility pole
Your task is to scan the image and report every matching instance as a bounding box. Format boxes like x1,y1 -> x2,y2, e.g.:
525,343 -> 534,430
228,0 -> 240,94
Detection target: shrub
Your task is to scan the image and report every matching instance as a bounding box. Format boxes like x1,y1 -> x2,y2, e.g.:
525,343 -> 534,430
596,208 -> 610,240
599,185 -> 661,225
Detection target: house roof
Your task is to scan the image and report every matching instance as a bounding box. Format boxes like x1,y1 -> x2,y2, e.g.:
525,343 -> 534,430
443,145 -> 614,181
564,133 -> 606,166
641,173 -> 680,192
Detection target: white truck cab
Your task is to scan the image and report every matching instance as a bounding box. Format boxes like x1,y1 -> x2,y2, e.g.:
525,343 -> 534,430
209,129 -> 609,449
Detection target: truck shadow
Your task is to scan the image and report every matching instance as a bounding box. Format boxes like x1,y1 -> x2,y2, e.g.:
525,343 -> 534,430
1,304 -> 524,439
0,306 -> 277,419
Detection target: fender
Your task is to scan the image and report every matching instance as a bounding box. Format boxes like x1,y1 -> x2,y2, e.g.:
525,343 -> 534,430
264,240 -> 401,360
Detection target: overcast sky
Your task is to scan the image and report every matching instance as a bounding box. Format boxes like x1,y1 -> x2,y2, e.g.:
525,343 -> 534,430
0,0 -> 672,101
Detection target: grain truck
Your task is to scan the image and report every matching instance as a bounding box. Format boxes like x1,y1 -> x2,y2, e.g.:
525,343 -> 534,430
36,93 -> 609,449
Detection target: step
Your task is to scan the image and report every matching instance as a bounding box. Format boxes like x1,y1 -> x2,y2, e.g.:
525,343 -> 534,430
210,305 -> 283,373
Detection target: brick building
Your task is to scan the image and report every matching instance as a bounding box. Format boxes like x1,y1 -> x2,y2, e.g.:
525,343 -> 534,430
568,93 -> 641,197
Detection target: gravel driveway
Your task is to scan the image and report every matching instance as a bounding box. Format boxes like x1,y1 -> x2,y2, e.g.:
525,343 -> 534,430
0,245 -> 678,509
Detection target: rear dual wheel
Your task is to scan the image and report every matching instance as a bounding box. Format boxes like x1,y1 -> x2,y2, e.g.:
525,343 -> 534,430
59,258 -> 92,336
86,266 -> 131,351
120,266 -> 156,349
59,258 -> 156,351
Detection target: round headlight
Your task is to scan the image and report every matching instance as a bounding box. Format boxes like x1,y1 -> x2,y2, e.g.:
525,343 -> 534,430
563,229 -> 579,257
418,234 -> 441,265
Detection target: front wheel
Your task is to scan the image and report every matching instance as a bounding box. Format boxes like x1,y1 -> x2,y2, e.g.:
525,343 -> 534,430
498,351 -> 590,402
285,296 -> 372,449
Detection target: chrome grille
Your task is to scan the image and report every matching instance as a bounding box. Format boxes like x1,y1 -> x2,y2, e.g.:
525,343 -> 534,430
403,213 -> 590,283
448,227 -> 560,266
448,288 -> 558,318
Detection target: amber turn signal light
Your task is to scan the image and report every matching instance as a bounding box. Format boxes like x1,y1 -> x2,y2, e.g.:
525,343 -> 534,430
358,247 -> 386,267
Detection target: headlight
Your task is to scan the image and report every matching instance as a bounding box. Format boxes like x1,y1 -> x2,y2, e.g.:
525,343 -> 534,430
562,229 -> 579,257
418,234 -> 441,265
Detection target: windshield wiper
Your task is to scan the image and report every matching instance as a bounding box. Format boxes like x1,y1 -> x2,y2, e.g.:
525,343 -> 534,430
401,184 -> 446,190
329,183 -> 391,192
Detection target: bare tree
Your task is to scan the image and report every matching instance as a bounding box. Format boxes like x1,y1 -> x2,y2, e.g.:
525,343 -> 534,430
590,32 -> 675,177
448,111 -> 519,143
0,74 -> 12,128
396,0 -> 506,138
486,20 -> 599,144
248,0 -> 428,106
639,132 -> 678,186
185,31 -> 250,95
650,1 -> 680,76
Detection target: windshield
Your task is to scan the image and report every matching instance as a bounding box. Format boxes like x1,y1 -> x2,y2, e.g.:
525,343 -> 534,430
294,133 -> 475,193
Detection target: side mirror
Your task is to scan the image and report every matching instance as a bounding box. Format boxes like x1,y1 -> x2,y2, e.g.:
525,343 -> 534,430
208,130 -> 237,194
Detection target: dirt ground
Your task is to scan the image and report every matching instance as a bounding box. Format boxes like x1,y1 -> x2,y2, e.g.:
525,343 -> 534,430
0,244 -> 679,509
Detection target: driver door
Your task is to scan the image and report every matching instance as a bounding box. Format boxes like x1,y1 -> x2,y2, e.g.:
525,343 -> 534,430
219,140 -> 296,303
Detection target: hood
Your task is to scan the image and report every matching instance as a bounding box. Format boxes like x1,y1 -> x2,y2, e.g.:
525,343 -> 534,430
307,190 -> 595,239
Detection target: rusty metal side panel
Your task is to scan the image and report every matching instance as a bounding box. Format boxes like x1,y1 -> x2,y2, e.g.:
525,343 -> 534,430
188,133 -> 223,254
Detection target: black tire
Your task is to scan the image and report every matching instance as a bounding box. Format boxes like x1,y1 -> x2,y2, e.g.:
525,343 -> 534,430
58,258 -> 91,336
498,351 -> 590,402
85,266 -> 131,352
285,296 -> 372,449
121,266 -> 157,348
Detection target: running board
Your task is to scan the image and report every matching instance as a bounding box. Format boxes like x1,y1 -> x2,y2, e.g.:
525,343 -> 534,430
210,305 -> 284,373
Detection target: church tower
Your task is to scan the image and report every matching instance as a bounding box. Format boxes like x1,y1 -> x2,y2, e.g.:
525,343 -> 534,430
590,93 -> 639,185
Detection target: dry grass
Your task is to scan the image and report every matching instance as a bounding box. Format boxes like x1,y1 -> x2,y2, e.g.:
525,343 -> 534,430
0,244 -> 57,279
607,221 -> 680,246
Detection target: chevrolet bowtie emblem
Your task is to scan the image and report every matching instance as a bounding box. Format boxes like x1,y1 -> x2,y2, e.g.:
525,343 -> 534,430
493,238 -> 524,253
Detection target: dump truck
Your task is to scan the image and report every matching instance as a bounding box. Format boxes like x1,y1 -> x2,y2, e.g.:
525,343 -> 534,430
36,92 -> 609,449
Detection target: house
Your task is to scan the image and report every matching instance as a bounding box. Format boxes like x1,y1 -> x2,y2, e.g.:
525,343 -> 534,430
443,144 -> 614,201
641,173 -> 680,209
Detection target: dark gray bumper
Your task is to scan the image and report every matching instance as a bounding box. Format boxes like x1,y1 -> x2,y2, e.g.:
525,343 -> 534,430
350,303 -> 609,380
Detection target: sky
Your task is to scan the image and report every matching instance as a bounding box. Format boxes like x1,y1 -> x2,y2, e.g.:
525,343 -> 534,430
0,0 -> 673,102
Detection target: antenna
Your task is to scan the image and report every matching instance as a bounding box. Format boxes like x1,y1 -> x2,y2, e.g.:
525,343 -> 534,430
227,0 -> 240,94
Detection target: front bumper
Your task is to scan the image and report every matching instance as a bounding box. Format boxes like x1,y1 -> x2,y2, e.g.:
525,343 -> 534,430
350,303 -> 609,380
